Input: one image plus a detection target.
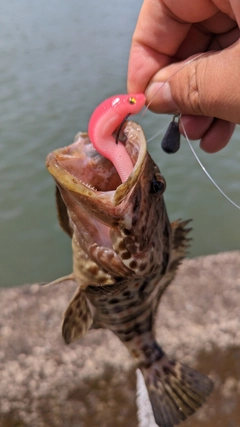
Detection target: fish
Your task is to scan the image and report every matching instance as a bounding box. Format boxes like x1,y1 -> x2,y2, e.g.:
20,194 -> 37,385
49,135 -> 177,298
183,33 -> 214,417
46,94 -> 213,427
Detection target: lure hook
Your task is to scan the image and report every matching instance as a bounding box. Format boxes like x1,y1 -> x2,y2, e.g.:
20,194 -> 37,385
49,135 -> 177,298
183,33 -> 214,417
115,113 -> 131,144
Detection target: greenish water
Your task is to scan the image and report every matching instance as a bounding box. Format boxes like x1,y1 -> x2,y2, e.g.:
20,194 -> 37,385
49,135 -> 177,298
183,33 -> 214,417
0,0 -> 239,288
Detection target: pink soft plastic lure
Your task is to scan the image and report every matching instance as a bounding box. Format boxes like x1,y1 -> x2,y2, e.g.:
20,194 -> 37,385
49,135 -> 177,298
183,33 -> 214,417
88,93 -> 146,182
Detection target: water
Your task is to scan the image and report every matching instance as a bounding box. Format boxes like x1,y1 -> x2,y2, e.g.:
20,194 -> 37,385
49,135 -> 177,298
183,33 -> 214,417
0,0 -> 239,288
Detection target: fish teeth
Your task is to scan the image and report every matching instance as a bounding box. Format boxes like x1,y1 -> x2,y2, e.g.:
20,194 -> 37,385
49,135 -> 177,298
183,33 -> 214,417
79,179 -> 96,191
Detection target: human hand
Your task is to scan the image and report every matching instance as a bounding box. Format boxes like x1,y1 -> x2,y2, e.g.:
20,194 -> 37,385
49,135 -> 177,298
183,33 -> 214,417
128,0 -> 240,152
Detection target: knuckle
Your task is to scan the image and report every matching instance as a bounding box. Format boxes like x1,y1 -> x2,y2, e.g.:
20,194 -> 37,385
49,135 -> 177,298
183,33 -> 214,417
173,61 -> 205,116
186,64 -> 204,115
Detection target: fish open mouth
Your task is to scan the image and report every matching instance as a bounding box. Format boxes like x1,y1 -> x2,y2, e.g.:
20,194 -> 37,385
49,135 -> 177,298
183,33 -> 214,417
46,121 -> 147,209
46,121 -> 147,250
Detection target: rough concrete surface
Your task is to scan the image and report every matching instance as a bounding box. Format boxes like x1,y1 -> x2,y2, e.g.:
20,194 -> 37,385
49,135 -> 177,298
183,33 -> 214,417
0,251 -> 240,427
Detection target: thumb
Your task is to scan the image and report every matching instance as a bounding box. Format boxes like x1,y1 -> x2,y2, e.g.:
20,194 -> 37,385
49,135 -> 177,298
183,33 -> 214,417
145,42 -> 240,124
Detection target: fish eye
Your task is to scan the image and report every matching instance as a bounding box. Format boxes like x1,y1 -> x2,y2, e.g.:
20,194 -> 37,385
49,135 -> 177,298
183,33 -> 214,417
150,176 -> 166,194
128,97 -> 137,105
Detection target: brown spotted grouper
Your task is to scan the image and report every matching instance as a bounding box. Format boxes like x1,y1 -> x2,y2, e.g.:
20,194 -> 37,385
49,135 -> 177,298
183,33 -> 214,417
46,120 -> 213,427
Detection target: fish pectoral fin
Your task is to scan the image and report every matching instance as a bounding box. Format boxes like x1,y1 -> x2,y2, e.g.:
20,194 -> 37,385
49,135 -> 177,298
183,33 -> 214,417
62,288 -> 93,344
140,356 -> 213,427
42,273 -> 75,287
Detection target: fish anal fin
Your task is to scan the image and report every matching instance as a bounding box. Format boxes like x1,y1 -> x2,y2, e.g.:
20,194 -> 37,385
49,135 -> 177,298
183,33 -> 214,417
141,356 -> 213,427
62,288 -> 93,344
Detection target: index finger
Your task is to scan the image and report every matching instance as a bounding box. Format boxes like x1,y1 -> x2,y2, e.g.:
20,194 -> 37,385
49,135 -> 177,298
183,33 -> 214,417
127,0 -> 218,93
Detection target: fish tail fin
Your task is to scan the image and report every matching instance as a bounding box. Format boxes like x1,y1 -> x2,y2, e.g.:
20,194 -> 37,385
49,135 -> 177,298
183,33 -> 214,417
140,355 -> 213,427
62,288 -> 93,344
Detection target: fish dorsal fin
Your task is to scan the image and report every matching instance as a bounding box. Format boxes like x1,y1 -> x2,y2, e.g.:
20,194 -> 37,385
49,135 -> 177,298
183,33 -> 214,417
62,287 -> 93,344
55,186 -> 73,237
151,219 -> 192,318
170,219 -> 192,266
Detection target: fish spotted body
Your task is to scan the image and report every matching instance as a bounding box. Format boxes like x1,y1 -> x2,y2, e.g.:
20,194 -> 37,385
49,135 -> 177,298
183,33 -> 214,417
46,95 -> 213,427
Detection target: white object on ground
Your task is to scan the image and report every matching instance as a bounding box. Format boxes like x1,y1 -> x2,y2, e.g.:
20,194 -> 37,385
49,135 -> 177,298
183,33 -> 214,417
136,369 -> 157,427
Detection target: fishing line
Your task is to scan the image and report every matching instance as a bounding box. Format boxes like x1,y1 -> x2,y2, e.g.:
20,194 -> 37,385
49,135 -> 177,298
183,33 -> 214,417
138,53 -> 240,210
146,125 -> 168,143
181,118 -> 240,209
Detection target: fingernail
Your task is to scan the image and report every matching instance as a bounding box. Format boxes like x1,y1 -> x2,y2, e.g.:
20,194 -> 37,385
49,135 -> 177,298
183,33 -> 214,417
146,82 -> 179,112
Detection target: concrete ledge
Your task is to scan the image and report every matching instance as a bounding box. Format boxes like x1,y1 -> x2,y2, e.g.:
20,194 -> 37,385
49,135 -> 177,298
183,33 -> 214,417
0,251 -> 240,427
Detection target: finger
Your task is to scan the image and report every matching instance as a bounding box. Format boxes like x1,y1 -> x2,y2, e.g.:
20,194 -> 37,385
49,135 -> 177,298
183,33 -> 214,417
145,42 -> 240,124
176,22 -> 239,59
200,119 -> 235,153
179,115 -> 214,140
127,0 -> 218,93
179,115 -> 235,152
